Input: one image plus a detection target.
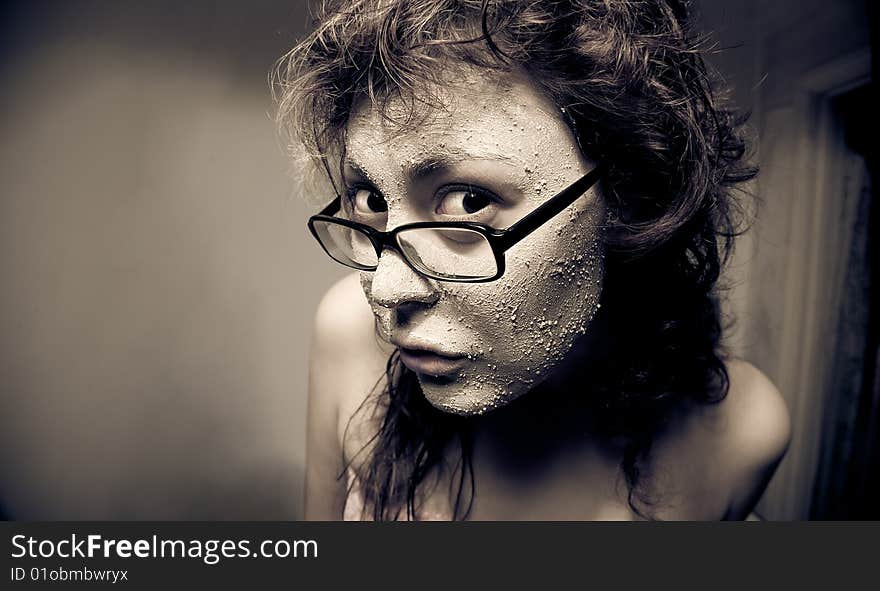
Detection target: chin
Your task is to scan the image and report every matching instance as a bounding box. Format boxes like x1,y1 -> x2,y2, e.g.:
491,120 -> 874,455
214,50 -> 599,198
417,374 -> 534,416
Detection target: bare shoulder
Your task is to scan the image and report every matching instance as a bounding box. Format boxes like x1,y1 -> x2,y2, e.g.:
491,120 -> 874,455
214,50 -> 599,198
311,271 -> 392,422
651,359 -> 791,519
719,359 -> 792,471
717,359 -> 791,518
312,272 -> 384,366
702,359 -> 791,518
304,272 -> 391,519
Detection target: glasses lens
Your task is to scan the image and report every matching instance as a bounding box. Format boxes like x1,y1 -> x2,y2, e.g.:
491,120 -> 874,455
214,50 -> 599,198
311,219 -> 378,270
396,227 -> 497,280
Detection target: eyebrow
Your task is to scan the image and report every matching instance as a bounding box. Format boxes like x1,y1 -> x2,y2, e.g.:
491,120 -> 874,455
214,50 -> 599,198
343,149 -> 514,185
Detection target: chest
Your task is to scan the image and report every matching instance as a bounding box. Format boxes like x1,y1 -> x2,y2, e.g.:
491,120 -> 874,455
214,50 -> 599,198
336,380 -> 732,521
342,438 -> 727,520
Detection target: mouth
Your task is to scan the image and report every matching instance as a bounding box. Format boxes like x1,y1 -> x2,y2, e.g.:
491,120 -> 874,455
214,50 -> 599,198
396,347 -> 468,378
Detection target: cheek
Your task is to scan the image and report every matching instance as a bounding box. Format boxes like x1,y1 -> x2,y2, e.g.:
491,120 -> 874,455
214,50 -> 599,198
359,271 -> 392,340
358,271 -> 372,299
501,241 -> 603,365
455,209 -> 606,377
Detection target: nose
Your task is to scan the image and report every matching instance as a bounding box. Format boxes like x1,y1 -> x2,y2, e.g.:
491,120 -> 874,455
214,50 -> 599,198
368,247 -> 441,314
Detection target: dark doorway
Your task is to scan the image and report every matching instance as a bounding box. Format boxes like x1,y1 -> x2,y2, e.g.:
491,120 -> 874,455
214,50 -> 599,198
810,83 -> 878,519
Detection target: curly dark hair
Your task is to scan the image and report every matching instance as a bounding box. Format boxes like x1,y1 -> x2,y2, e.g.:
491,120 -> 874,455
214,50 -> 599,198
274,0 -> 756,520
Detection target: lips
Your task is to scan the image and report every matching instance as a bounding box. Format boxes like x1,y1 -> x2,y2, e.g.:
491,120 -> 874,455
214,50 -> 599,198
394,341 -> 469,377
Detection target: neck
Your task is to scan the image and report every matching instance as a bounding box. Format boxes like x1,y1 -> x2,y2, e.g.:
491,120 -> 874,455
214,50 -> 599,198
466,332 -> 622,484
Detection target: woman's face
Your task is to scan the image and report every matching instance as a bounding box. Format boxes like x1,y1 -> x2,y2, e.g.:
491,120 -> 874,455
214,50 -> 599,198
345,64 -> 605,415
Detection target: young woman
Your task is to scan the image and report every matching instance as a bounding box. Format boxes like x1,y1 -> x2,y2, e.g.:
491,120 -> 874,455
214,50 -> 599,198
275,0 -> 791,520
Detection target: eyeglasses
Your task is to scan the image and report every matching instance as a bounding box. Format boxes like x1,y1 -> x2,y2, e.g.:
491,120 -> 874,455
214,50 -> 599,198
307,164 -> 603,283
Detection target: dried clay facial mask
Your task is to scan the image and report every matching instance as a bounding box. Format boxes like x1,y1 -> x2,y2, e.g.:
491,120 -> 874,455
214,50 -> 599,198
348,65 -> 605,415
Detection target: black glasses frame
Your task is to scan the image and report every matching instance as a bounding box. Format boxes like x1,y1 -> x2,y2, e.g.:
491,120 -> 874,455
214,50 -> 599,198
307,163 -> 603,283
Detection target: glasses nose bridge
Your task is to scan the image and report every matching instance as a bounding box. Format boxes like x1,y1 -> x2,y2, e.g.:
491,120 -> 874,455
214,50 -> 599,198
371,225 -> 406,264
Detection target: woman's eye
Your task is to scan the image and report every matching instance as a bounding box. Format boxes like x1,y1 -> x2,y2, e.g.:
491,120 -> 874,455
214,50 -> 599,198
350,188 -> 387,215
436,188 -> 494,216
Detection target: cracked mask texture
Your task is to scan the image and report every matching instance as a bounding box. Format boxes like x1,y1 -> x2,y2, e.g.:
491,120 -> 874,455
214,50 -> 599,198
348,66 -> 605,415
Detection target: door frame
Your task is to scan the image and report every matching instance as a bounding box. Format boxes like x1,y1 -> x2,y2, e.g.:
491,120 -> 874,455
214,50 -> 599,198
759,48 -> 871,520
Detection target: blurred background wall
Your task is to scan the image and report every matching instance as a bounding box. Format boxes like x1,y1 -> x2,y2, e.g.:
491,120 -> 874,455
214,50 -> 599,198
0,0 -> 874,519
0,1 -> 348,519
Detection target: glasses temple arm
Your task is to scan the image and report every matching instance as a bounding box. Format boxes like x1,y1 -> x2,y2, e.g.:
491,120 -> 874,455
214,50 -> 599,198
495,164 -> 604,252
317,196 -> 342,216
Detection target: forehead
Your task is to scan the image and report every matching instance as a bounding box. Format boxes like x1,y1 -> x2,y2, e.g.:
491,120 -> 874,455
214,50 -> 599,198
345,65 -> 574,163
